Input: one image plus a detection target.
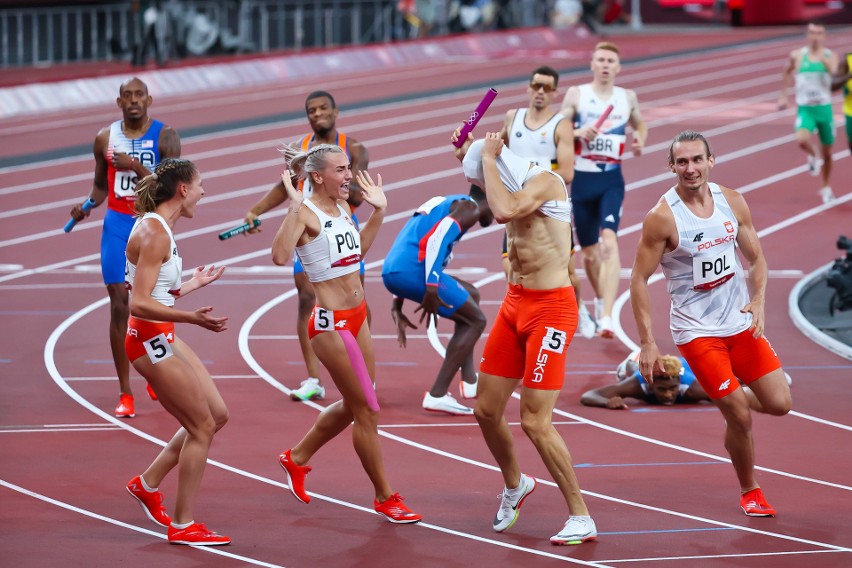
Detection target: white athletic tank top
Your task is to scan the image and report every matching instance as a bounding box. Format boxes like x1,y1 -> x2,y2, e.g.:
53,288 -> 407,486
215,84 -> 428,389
659,183 -> 751,344
125,212 -> 182,307
574,84 -> 630,172
507,109 -> 565,169
296,199 -> 362,282
795,48 -> 832,107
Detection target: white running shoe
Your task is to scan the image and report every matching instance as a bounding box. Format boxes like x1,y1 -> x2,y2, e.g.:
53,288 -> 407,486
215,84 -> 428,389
422,392 -> 473,416
290,377 -> 325,401
493,473 -> 536,532
819,186 -> 835,204
550,515 -> 598,545
597,315 -> 614,339
459,377 -> 478,399
577,303 -> 596,339
807,154 -> 823,176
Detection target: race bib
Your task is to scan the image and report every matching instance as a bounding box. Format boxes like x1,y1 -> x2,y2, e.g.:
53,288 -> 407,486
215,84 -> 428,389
143,332 -> 174,364
313,307 -> 335,331
327,223 -> 361,267
581,133 -> 625,163
113,170 -> 138,199
540,326 -> 567,354
795,73 -> 831,106
693,247 -> 736,291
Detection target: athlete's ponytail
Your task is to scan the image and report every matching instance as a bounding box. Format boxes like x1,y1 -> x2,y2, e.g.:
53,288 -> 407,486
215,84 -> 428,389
134,158 -> 198,215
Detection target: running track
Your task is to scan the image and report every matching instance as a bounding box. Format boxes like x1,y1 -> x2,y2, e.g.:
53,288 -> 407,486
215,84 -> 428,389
1,27 -> 852,568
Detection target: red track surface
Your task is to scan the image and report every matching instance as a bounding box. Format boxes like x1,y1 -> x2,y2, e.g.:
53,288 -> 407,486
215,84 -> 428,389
2,27 -> 851,567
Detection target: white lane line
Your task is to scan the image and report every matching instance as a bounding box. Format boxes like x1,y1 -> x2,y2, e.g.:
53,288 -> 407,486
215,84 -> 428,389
0,479 -> 288,567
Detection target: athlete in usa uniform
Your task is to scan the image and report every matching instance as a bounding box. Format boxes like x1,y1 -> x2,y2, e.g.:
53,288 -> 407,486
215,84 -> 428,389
68,77 -> 180,418
630,131 -> 792,518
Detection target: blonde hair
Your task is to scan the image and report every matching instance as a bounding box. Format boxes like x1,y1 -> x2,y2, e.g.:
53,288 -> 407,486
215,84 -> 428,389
656,355 -> 683,381
280,143 -> 345,182
594,41 -> 620,56
134,158 -> 197,215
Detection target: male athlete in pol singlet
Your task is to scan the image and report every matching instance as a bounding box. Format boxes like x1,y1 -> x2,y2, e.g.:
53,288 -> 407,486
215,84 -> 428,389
498,65 -> 596,339
453,128 -> 597,546
779,22 -> 839,204
68,77 -> 181,419
631,130 -> 792,518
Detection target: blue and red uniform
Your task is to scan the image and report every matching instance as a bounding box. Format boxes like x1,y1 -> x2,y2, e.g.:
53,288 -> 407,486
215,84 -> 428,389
382,195 -> 473,318
102,119 -> 164,285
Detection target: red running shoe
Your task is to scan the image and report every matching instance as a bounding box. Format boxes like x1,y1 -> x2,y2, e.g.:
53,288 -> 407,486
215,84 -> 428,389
146,383 -> 158,401
740,488 -> 776,517
114,394 -> 135,418
278,449 -> 311,504
168,522 -> 230,546
126,475 -> 171,527
374,493 -> 422,524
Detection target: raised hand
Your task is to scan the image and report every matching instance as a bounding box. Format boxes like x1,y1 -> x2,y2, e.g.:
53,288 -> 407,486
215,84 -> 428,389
355,170 -> 386,210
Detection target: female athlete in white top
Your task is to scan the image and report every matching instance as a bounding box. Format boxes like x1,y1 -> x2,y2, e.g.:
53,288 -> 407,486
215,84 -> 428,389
271,144 -> 421,524
123,157 -> 230,546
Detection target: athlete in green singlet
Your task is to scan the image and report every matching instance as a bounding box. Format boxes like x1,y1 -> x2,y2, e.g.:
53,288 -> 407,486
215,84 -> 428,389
778,22 -> 839,204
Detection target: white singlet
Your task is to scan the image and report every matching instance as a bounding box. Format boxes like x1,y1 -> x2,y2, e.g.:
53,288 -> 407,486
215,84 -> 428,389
659,183 -> 751,344
296,199 -> 362,282
507,109 -> 565,169
125,212 -> 182,307
574,84 -> 630,172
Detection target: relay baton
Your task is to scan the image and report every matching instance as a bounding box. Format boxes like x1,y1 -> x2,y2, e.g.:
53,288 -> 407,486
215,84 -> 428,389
594,104 -> 614,130
63,198 -> 96,233
218,219 -> 260,240
453,87 -> 498,148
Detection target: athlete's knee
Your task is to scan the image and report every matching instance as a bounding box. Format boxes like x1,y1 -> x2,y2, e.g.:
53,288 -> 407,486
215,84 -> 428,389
519,407 -> 551,440
762,391 -> 792,416
213,405 -> 230,431
474,400 -> 502,425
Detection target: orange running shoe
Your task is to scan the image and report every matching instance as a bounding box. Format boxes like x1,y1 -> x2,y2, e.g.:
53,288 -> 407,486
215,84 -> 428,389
374,493 -> 422,524
740,488 -> 776,517
146,383 -> 158,401
168,522 -> 230,546
126,475 -> 171,527
114,394 -> 135,418
278,449 -> 311,504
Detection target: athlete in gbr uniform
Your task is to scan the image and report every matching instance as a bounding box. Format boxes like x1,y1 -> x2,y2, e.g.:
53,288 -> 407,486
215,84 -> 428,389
560,41 -> 647,339
68,76 -> 181,419
630,130 -> 791,519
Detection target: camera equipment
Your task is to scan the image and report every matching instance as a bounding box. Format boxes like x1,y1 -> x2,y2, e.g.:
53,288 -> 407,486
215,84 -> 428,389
826,235 -> 852,314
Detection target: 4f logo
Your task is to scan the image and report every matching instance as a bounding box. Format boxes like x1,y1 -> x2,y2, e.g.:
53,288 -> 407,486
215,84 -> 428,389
325,220 -> 333,228
693,232 -> 704,243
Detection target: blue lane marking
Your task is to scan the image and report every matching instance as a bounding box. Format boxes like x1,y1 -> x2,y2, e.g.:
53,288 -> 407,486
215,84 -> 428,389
575,461 -> 721,468
0,358 -> 11,363
600,527 -> 735,536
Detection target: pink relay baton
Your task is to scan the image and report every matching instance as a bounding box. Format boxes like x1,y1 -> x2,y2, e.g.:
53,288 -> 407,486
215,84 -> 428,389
453,88 -> 498,148
594,104 -> 614,130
